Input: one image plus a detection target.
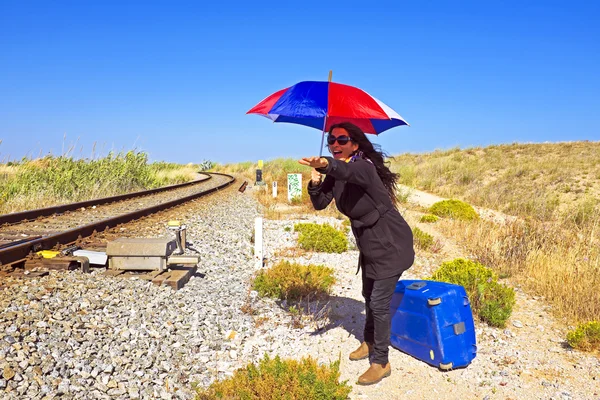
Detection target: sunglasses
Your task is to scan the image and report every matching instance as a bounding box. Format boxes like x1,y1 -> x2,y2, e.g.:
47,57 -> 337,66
327,135 -> 352,145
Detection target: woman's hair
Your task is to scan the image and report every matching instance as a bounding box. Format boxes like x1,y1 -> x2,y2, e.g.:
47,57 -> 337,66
328,122 -> 400,206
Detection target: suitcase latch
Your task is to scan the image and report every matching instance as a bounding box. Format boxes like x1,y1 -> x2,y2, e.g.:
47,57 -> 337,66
453,322 -> 466,335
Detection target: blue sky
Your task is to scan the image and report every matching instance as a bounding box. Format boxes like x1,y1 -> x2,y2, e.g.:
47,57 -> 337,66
1,1 -> 599,164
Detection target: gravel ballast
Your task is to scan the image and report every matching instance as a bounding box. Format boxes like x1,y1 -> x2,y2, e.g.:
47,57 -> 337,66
1,184 -> 598,399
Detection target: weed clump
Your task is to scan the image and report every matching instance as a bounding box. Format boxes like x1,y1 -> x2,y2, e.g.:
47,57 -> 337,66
567,321 -> 600,352
252,260 -> 335,301
420,214 -> 439,223
294,223 -> 348,253
194,354 -> 352,400
413,227 -> 434,250
429,199 -> 479,221
430,258 -> 515,328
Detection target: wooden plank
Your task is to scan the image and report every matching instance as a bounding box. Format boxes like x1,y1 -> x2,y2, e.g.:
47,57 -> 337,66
151,271 -> 172,286
147,270 -> 163,279
164,270 -> 190,290
163,265 -> 197,290
167,255 -> 200,265
135,270 -> 163,280
24,258 -> 78,271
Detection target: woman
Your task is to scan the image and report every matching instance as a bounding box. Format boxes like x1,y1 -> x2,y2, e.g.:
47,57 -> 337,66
298,122 -> 414,385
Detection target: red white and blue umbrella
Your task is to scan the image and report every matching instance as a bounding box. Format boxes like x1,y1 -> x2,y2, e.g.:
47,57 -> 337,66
246,80 -> 409,135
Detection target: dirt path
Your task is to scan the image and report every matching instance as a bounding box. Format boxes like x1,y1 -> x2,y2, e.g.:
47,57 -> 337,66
262,186 -> 600,400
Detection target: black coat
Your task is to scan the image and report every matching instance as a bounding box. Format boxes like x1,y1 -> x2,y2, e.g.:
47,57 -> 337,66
307,157 -> 415,280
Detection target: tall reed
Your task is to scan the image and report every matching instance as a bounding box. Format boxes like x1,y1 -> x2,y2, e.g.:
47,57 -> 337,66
0,152 -> 197,214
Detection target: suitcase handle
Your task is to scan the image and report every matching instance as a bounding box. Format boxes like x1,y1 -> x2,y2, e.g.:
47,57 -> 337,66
463,296 -> 470,306
407,281 -> 427,290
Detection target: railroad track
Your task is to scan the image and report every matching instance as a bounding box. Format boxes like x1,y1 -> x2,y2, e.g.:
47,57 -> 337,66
0,172 -> 235,268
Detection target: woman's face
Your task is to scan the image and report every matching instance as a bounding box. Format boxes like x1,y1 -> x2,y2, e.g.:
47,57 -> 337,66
328,127 -> 359,160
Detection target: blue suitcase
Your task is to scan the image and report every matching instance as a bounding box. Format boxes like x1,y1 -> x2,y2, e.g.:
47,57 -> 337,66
389,280 -> 477,370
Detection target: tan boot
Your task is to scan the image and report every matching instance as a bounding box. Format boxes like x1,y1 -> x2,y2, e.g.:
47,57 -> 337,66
357,362 -> 391,385
349,342 -> 373,361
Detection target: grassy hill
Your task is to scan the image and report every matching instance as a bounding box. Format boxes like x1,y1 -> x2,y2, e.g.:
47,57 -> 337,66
387,142 -> 600,323
391,141 -> 600,223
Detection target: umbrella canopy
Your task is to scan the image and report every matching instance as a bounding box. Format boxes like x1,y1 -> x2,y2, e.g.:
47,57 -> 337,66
247,80 -> 409,135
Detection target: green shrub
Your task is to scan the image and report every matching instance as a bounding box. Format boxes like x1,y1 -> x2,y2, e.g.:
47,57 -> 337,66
430,258 -> 515,328
429,199 -> 479,221
419,214 -> 439,223
195,354 -> 352,400
413,227 -> 434,250
567,321 -> 600,351
252,260 -> 335,301
294,223 -> 348,253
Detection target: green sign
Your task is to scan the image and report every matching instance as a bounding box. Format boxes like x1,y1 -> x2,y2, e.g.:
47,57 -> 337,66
287,173 -> 302,202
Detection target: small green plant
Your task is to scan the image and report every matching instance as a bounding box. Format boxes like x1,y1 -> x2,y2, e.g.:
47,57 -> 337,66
430,258 -> 515,327
294,222 -> 348,253
429,199 -> 479,221
413,227 -> 434,251
284,226 -> 291,232
288,305 -> 299,316
252,260 -> 335,301
194,354 -> 352,400
567,321 -> 600,351
419,214 -> 439,223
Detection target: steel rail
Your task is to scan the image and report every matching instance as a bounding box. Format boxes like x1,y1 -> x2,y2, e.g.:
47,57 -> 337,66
0,174 -> 212,226
0,236 -> 42,250
0,173 -> 234,266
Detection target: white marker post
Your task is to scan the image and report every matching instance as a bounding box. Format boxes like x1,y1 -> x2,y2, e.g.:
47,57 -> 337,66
287,173 -> 302,203
254,217 -> 263,269
272,181 -> 278,198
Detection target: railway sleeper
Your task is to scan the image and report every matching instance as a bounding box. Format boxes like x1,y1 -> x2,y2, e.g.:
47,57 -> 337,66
24,256 -> 90,273
102,265 -> 197,290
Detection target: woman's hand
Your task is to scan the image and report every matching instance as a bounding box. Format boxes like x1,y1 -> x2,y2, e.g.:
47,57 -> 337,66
298,156 -> 328,169
310,169 -> 322,185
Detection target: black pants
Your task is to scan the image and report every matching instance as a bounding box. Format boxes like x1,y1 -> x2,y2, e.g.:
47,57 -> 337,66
362,269 -> 401,365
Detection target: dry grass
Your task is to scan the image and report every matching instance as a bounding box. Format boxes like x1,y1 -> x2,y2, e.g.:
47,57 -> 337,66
153,164 -> 199,182
436,217 -> 600,323
391,141 -> 600,221
390,142 -> 600,323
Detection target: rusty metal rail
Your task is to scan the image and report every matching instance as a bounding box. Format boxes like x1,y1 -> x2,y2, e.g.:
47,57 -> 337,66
0,172 -> 234,267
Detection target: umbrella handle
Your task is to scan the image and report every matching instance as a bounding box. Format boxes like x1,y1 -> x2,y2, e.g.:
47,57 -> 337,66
319,71 -> 333,157
318,116 -> 327,157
